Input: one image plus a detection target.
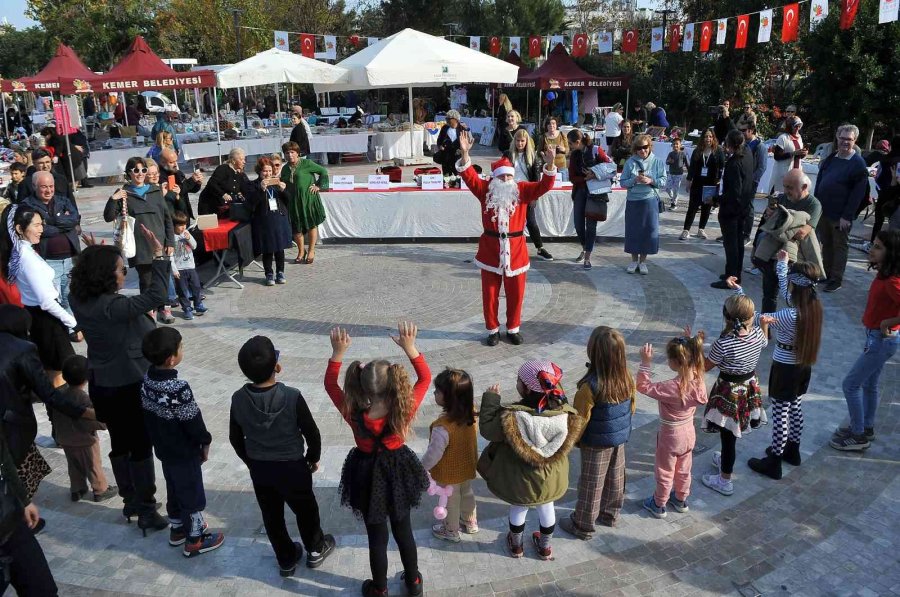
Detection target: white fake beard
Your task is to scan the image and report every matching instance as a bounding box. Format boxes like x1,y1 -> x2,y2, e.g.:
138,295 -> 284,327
485,178 -> 519,228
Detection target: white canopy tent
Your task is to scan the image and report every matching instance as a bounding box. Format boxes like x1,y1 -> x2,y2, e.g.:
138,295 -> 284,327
211,48 -> 350,159
314,28 -> 519,159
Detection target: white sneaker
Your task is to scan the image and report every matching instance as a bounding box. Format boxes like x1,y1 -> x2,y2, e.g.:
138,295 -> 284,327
679,230 -> 690,241
743,266 -> 761,275
702,473 -> 734,496
712,451 -> 721,469
697,229 -> 709,240
626,263 -> 639,274
638,263 -> 649,275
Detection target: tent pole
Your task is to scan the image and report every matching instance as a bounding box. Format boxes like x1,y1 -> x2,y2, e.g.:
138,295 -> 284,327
59,94 -> 78,194
625,89 -> 630,122
123,93 -> 129,127
276,83 -> 283,145
537,89 -> 542,132
407,85 -> 414,160
213,87 -> 222,165
1,92 -> 9,138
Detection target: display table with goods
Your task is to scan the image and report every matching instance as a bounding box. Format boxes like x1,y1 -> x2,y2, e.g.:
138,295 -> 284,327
317,182 -> 627,240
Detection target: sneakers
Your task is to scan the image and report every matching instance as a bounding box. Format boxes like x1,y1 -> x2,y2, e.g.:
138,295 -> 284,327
432,523 -> 461,543
833,425 -> 875,441
486,332 -> 501,347
265,274 -> 275,286
361,580 -> 388,597
93,486 -> 118,502
574,250 -> 586,263
401,570 -> 424,596
702,473 -> 734,496
156,307 -> 175,324
459,519 -> 479,534
506,331 -> 524,345
559,515 -> 592,540
71,489 -> 87,502
638,263 -> 649,275
829,434 -> 870,451
183,308 -> 194,320
697,229 -> 709,240
744,266 -> 761,276
169,520 -> 208,546
182,531 -> 225,557
537,247 -> 554,261
626,262 -> 639,274
506,531 -> 524,558
279,541 -> 304,577
583,258 -> 592,270
642,496 -> 666,519
679,230 -> 690,240
531,531 -> 553,560
275,272 -> 286,284
824,280 -> 842,293
306,534 -> 336,568
668,493 -> 689,513
193,303 -> 208,315
670,201 -> 677,210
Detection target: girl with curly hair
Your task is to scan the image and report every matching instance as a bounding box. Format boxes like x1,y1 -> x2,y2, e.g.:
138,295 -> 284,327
325,322 -> 431,597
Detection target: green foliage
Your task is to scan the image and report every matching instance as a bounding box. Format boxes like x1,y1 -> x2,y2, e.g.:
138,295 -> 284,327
0,25 -> 55,78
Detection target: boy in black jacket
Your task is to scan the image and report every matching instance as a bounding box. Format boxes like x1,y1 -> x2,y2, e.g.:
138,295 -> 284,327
141,327 -> 224,556
230,336 -> 336,577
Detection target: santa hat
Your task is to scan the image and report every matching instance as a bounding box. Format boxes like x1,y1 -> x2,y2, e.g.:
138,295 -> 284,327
491,157 -> 515,178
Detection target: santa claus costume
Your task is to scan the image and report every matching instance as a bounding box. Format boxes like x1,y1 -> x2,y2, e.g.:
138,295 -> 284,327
456,155 -> 557,345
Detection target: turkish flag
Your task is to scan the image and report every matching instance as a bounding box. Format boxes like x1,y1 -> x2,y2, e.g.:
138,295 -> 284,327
489,36 -> 501,56
840,0 -> 860,29
622,29 -> 639,53
572,33 -> 589,57
300,34 -> 315,58
700,21 -> 713,52
528,36 -> 542,58
735,15 -> 750,48
668,24 -> 682,52
782,3 -> 800,42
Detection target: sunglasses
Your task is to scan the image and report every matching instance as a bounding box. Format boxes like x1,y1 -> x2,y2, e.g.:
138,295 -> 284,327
130,167 -> 148,174
119,266 -> 128,275
636,145 -> 650,150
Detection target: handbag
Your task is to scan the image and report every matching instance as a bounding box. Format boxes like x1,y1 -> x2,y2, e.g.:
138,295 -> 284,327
432,149 -> 445,164
113,215 -> 136,259
379,166 -> 403,182
229,200 -> 253,222
585,194 -> 609,222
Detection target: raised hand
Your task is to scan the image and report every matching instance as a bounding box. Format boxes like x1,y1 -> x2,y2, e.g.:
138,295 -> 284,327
458,130 -> 473,154
541,145 -> 556,168
80,232 -> 105,247
390,321 -> 419,357
487,383 -> 501,395
139,224 -> 164,257
330,326 -> 352,359
776,249 -> 789,262
683,325 -> 693,338
759,314 -> 776,326
640,343 -> 653,364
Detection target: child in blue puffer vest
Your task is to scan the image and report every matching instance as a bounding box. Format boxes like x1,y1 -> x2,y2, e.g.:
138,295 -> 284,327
560,326 -> 635,540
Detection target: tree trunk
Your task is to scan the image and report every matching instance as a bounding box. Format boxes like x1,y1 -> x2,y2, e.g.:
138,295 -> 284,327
865,127 -> 874,151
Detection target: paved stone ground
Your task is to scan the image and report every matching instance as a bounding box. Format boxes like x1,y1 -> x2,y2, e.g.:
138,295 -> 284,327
24,165 -> 899,597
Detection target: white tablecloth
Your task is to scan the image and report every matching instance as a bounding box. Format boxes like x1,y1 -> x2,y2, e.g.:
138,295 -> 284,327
309,132 -> 372,154
372,131 -> 435,159
460,117 -> 494,136
319,188 -> 626,239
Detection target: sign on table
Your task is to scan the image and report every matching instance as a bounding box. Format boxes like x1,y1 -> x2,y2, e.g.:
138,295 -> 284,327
420,174 -> 444,190
332,175 -> 355,190
368,175 -> 390,190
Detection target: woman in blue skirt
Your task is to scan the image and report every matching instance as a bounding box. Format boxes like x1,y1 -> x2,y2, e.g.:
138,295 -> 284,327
621,134 -> 667,275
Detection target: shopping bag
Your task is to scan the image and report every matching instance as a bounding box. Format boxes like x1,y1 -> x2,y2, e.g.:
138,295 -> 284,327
114,215 -> 136,259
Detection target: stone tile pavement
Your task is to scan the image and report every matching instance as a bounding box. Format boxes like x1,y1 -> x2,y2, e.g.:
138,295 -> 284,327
24,180 -> 900,596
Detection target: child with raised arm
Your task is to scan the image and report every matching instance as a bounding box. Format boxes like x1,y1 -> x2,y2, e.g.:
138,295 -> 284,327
636,333 -> 707,518
326,322 -> 431,597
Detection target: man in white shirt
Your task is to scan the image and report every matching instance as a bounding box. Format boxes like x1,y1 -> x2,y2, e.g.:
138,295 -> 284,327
604,103 -> 624,147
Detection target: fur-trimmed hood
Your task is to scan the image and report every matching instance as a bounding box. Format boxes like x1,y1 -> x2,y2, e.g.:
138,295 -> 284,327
500,406 -> 584,467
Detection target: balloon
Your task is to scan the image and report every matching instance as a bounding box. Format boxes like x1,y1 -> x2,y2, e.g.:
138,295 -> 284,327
546,92 -> 556,102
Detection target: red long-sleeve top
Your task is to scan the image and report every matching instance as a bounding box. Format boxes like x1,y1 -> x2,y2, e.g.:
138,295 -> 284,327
325,354 -> 431,452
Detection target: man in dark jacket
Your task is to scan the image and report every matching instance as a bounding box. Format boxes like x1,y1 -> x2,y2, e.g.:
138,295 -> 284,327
22,171 -> 81,312
289,107 -> 312,156
160,148 -> 203,223
712,130 -> 756,288
713,102 -> 736,145
21,149 -> 73,200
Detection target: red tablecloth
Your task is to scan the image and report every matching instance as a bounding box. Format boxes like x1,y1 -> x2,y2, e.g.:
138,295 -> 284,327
202,219 -> 240,252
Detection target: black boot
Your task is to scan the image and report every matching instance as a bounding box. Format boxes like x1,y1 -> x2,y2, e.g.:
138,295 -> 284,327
130,458 -> 167,536
748,453 -> 782,480
109,454 -> 136,521
767,441 -> 801,466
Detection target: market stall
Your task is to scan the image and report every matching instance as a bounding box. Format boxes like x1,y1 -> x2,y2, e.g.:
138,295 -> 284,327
319,184 -> 627,239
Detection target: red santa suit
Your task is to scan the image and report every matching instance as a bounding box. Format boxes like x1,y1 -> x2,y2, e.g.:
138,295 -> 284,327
457,156 -> 557,333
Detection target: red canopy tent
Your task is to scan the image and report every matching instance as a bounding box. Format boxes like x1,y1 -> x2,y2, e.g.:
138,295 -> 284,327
65,36 -> 216,94
517,44 -> 628,90
504,50 -> 532,77
5,43 -> 99,93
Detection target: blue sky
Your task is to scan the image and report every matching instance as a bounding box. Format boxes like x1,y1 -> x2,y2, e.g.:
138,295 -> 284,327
4,0 -> 38,29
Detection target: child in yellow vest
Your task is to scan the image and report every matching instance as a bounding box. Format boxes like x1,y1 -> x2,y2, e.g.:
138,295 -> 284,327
420,368 -> 479,542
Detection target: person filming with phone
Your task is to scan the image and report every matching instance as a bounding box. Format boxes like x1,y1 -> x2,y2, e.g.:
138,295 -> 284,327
159,149 -> 204,226
243,157 -> 292,286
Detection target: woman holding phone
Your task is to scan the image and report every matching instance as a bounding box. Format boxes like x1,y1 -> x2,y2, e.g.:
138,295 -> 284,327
245,157 -> 292,285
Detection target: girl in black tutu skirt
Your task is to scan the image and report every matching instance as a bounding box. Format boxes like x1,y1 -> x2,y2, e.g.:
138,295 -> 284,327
325,322 -> 431,597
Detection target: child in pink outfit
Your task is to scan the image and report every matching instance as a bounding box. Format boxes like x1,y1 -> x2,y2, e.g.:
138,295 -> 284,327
636,333 -> 708,518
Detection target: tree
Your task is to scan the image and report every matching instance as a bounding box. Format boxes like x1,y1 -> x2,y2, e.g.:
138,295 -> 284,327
26,0 -> 165,70
0,24 -> 55,78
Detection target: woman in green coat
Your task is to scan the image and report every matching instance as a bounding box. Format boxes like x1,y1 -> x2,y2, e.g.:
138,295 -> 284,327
280,141 -> 329,264
477,360 -> 584,560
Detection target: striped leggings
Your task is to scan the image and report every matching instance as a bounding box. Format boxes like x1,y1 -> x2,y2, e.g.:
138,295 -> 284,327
771,398 -> 803,455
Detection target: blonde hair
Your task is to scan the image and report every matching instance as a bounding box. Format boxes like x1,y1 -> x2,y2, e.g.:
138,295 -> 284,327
579,326 -> 636,413
155,131 -> 173,148
511,128 -> 536,167
721,294 -> 756,338
342,360 -> 416,441
666,334 -> 705,396
506,110 -> 522,124
499,94 -> 513,112
631,134 -> 652,152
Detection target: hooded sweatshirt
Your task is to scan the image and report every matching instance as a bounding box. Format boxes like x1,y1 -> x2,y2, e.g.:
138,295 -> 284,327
229,382 -> 321,464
